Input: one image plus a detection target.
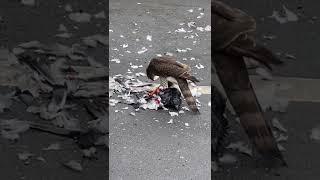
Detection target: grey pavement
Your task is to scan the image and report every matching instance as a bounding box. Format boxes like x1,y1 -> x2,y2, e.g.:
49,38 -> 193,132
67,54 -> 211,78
109,0 -> 211,179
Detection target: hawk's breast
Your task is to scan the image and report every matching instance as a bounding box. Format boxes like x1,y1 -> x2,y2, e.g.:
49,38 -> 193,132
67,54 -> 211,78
166,76 -> 178,84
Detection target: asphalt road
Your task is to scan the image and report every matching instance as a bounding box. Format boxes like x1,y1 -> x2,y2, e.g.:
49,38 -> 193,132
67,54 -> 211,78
109,0 -> 211,179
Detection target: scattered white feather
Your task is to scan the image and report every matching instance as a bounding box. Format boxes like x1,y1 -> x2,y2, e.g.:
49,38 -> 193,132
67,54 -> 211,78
137,47 -> 148,54
176,49 -> 187,53
175,28 -> 186,33
146,35 -> 152,41
110,58 -> 120,63
109,99 -> 120,106
169,112 -> 179,116
269,5 -> 298,24
204,25 -> 211,31
195,63 -> 204,69
165,52 -> 173,56
187,22 -> 196,28
197,13 -> 204,19
196,27 -> 204,31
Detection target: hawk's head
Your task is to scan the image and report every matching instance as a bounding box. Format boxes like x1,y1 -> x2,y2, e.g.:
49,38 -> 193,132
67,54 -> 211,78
146,66 -> 156,80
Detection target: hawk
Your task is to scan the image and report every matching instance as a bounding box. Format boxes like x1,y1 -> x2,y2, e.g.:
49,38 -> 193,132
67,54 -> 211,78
146,56 -> 200,113
212,0 -> 287,166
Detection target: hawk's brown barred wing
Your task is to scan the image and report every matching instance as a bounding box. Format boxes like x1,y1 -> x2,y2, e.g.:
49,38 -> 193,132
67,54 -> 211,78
147,56 -> 191,79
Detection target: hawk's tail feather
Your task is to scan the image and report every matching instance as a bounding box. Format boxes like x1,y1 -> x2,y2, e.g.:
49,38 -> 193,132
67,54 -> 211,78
176,78 -> 199,113
239,105 -> 287,167
214,53 -> 286,166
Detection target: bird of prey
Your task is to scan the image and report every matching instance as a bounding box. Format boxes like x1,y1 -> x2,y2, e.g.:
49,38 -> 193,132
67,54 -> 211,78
146,56 -> 200,113
212,0 -> 287,167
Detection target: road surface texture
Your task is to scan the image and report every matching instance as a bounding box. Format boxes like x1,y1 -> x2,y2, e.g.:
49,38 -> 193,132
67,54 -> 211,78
213,0 -> 320,180
109,0 -> 211,179
0,0 -> 107,179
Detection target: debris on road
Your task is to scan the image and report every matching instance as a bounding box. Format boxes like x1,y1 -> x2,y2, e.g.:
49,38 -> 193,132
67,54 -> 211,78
42,143 -> 61,151
109,74 -> 204,114
272,117 -> 288,133
94,11 -> 106,19
226,141 -> 253,156
167,119 -> 174,124
69,12 -> 92,23
63,160 -> 83,172
219,153 -> 238,164
310,126 -> 320,141
21,0 -> 35,6
0,119 -> 30,140
18,152 -> 34,162
269,5 -> 299,24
